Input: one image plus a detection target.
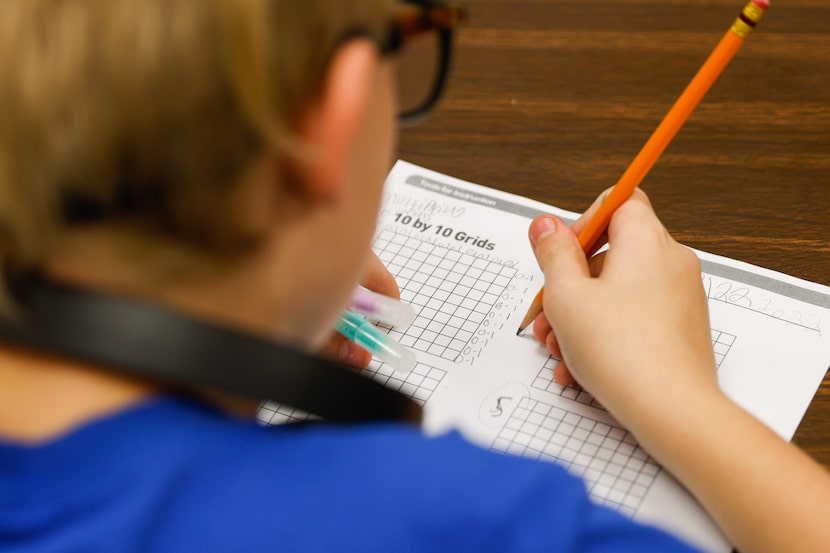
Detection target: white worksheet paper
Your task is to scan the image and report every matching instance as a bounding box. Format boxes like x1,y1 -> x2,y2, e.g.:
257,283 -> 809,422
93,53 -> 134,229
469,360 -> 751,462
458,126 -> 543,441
261,160 -> 830,553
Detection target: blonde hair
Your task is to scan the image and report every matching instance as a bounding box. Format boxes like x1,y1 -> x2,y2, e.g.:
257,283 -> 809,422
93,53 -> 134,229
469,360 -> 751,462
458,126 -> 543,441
0,0 -> 391,308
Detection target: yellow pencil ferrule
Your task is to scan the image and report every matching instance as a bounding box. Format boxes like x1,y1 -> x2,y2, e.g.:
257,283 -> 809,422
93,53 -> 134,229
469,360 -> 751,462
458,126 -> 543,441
730,18 -> 754,39
731,1 -> 767,39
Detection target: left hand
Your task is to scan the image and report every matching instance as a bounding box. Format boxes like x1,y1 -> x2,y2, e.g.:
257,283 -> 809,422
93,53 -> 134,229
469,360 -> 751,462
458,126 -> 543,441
317,251 -> 401,368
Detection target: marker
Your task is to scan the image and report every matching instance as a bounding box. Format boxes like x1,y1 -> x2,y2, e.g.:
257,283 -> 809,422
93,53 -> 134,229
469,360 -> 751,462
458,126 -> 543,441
337,310 -> 417,373
516,0 -> 770,335
349,287 -> 415,329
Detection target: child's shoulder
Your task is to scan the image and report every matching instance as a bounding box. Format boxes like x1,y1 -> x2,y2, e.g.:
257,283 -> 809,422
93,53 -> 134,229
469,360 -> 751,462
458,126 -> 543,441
0,396 -> 699,553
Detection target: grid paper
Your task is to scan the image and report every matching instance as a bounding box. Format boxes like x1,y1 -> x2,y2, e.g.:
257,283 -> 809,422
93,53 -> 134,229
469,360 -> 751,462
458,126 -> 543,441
258,402 -> 317,426
362,359 -> 446,406
373,229 -> 517,361
491,397 -> 659,516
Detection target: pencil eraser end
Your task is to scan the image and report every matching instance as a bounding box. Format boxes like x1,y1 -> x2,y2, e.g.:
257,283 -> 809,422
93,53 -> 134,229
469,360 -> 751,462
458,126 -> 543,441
752,0 -> 770,10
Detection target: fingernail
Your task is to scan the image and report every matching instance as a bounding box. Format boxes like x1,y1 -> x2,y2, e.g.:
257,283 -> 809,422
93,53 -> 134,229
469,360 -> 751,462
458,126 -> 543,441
530,217 -> 557,245
338,340 -> 370,367
337,340 -> 352,362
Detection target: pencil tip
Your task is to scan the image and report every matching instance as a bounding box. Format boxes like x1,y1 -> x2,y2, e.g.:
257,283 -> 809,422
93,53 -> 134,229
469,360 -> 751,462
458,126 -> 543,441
515,327 -> 524,336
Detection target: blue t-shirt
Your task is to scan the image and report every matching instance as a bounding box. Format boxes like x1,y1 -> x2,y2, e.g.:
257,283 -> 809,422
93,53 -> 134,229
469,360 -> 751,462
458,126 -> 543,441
0,396 -> 701,552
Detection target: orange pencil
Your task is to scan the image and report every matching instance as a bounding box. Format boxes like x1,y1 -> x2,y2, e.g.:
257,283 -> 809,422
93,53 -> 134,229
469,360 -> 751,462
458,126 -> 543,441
516,0 -> 769,335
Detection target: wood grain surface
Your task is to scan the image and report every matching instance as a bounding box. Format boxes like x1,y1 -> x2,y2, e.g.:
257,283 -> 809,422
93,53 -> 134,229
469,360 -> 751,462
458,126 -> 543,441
398,0 -> 830,467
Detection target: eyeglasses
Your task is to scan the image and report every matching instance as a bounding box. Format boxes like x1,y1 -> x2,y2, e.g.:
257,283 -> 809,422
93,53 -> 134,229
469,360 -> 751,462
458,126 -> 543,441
380,1 -> 468,124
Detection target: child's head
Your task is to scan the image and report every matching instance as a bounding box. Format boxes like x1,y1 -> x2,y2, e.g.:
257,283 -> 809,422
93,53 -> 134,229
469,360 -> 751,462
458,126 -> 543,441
0,0 -> 465,350
0,0 -> 397,342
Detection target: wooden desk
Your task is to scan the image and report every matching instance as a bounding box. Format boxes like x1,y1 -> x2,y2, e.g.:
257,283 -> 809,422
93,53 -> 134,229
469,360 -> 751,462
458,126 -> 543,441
399,0 -> 830,468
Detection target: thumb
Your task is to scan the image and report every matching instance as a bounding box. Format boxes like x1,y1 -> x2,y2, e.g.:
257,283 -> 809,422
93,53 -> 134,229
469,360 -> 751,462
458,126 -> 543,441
529,216 -> 591,284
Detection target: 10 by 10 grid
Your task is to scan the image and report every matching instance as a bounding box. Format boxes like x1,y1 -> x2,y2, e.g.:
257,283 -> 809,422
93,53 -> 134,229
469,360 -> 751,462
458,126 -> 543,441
491,397 -> 660,516
373,229 -> 517,361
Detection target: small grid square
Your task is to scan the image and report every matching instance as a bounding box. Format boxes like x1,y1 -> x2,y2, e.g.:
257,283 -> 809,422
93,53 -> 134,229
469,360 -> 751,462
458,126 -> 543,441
490,397 -> 660,517
373,229 -> 517,361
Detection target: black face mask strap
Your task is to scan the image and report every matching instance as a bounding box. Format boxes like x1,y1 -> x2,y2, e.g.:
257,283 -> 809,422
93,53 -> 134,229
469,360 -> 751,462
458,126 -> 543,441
0,278 -> 422,425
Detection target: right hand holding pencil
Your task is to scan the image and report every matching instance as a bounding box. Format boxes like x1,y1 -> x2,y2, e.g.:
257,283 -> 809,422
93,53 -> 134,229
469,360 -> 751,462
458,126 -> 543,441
531,190 -> 830,553
527,190 -> 719,427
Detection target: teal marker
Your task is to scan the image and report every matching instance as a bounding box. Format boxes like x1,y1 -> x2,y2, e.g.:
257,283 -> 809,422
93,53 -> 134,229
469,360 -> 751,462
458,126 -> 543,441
336,310 -> 416,373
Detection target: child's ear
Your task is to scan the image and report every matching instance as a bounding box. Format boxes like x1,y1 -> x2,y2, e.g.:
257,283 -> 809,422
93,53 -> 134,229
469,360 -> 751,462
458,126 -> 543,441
293,39 -> 379,203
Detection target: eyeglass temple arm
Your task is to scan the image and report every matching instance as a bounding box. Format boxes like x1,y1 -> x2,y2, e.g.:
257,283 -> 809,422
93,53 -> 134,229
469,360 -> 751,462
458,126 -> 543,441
385,3 -> 468,52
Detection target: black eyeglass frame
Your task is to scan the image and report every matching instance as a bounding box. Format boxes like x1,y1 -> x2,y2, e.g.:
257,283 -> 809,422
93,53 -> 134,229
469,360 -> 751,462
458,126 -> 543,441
380,0 -> 468,124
